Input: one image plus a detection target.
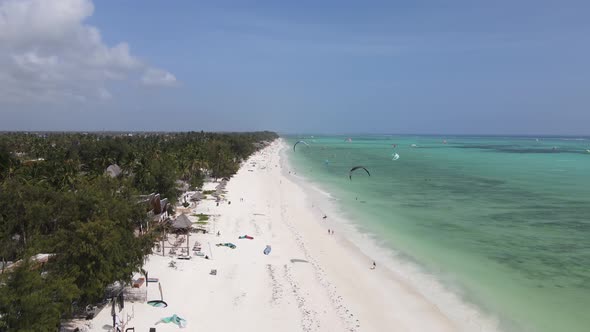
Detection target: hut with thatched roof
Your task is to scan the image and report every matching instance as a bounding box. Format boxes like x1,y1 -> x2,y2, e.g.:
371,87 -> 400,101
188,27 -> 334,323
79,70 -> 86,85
160,214 -> 193,256
105,164 -> 122,178
190,192 -> 203,202
170,214 -> 192,231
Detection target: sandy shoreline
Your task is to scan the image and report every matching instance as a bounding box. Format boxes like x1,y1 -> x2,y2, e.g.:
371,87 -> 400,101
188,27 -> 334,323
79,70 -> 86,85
80,139 -> 483,332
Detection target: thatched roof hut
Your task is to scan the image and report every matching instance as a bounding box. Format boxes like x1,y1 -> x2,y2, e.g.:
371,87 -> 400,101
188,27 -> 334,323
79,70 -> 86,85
105,164 -> 122,178
190,192 -> 203,201
170,214 -> 192,230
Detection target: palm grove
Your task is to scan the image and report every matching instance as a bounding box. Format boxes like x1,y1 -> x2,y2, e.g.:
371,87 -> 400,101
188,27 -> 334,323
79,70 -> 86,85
0,131 -> 277,330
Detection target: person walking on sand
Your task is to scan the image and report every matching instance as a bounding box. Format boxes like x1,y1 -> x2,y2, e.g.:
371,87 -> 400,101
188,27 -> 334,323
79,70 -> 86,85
372,261 -> 376,269
328,229 -> 331,235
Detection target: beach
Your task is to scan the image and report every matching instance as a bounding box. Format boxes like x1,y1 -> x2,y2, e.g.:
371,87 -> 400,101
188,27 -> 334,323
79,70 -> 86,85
82,139 -> 475,332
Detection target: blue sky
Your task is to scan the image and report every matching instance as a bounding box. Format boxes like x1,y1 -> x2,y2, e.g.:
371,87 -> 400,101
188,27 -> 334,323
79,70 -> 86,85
1,0 -> 589,135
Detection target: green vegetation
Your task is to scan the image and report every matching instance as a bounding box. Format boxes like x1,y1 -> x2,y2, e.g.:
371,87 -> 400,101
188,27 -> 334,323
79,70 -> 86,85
202,190 -> 215,195
0,131 -> 277,330
193,221 -> 208,225
191,213 -> 209,221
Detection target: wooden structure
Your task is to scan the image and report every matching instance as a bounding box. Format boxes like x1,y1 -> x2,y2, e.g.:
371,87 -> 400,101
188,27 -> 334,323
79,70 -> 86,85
161,214 -> 192,256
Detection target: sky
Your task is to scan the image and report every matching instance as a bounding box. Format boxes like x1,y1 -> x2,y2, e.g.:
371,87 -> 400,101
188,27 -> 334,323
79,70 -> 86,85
1,0 -> 589,135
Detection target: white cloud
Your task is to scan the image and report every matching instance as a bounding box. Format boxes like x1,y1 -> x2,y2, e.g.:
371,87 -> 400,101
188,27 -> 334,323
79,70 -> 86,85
141,68 -> 177,87
0,0 -> 175,105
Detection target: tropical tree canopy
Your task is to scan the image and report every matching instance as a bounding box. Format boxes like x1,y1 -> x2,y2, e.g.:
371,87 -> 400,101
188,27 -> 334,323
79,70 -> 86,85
0,131 -> 278,330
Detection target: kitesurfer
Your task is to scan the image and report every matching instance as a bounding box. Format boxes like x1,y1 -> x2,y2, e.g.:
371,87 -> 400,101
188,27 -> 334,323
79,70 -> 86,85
349,166 -> 370,180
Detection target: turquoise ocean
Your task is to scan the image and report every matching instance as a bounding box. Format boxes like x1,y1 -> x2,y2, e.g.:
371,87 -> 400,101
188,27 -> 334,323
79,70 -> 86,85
285,135 -> 590,332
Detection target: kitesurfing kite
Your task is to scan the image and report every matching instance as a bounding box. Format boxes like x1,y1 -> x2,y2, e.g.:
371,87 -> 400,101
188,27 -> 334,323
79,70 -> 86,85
293,140 -> 309,152
147,300 -> 168,308
349,166 -> 370,180
155,314 -> 187,328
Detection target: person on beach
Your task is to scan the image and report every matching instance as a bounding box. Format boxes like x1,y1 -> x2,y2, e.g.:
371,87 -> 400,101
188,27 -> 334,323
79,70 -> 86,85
372,261 -> 376,269
328,229 -> 331,235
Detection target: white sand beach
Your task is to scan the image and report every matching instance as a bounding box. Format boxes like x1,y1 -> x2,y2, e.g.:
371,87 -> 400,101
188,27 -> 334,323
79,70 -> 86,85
82,139 -> 465,332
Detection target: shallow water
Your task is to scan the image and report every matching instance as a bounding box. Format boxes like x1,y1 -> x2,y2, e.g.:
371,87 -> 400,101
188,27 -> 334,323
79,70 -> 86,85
286,135 -> 590,332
